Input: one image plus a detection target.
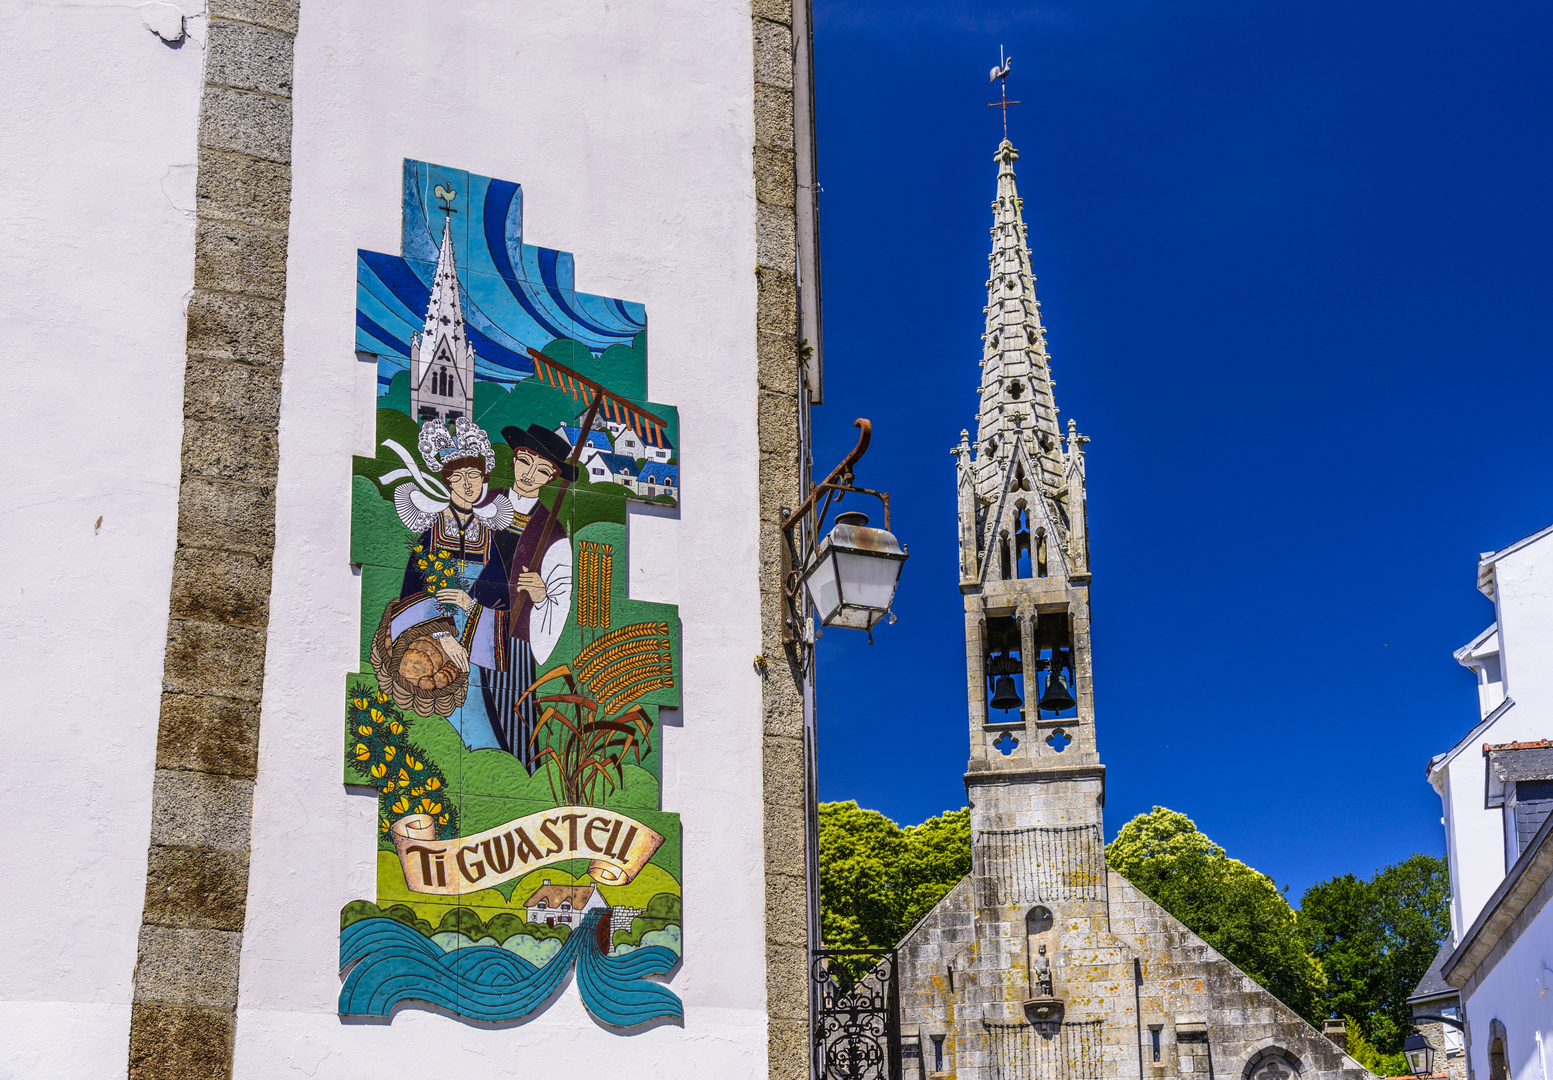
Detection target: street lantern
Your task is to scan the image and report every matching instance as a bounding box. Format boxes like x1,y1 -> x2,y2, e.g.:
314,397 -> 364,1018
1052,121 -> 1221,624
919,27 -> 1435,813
1403,1028 -> 1434,1079
781,419 -> 908,651
797,511 -> 907,631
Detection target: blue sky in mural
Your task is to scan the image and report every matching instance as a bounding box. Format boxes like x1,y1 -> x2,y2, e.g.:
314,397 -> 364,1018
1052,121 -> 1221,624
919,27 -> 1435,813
808,0 -> 1553,898
357,160 -> 645,388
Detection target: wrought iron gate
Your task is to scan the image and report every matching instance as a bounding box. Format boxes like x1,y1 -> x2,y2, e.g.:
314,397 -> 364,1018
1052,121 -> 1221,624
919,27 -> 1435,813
810,948 -> 902,1080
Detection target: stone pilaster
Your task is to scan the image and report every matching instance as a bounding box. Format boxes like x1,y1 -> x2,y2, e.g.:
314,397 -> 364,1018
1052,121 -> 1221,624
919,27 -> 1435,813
754,1 -> 814,1077
128,3 -> 298,1077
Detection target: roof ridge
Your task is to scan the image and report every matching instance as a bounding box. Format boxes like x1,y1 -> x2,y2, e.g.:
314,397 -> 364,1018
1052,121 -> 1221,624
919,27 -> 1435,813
1485,738 -> 1553,752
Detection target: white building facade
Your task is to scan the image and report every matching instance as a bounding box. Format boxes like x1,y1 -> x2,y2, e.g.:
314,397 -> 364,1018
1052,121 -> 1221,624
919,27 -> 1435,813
0,1 -> 826,1078
1421,524 -> 1553,1080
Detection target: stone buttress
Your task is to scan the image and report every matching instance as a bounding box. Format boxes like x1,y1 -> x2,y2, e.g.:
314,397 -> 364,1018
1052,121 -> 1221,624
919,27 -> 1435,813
892,139 -> 1371,1080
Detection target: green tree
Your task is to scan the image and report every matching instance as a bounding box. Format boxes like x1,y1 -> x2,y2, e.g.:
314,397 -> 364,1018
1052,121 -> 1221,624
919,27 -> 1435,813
1300,854 -> 1450,1053
1106,807 -> 1326,1023
1343,1015 -> 1409,1077
819,801 -> 972,952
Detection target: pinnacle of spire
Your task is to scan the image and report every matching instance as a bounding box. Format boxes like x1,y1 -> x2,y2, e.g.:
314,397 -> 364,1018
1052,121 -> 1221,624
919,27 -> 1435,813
424,217 -> 465,338
971,138 -> 1063,505
415,216 -> 474,380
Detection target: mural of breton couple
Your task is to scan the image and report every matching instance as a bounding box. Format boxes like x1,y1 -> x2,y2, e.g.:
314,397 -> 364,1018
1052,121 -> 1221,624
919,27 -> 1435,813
342,160 -> 685,1030
373,416 -> 575,769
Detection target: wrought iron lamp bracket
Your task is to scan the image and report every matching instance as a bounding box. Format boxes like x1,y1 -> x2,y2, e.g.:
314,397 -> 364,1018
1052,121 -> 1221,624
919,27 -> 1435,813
779,419 -> 895,653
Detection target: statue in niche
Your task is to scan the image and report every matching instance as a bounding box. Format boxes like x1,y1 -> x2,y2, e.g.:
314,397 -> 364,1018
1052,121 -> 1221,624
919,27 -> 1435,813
1023,905 -> 1063,1021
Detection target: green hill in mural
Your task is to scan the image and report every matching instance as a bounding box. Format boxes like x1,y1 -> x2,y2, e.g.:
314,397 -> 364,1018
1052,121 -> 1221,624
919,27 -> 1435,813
374,335 -> 678,471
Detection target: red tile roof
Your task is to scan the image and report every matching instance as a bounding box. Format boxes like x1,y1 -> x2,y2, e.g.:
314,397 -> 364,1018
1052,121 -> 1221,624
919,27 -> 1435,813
1485,739 -> 1553,752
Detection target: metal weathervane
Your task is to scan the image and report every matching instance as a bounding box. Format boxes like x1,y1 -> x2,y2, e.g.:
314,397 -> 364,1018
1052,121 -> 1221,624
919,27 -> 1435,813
988,46 -> 1019,140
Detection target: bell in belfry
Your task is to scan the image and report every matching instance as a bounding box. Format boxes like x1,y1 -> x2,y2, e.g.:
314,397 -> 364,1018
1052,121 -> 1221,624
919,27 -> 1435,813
989,673 -> 1023,712
1037,659 -> 1075,713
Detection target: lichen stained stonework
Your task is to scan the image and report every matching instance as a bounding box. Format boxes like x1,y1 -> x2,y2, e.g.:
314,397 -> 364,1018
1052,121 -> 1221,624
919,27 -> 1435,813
340,160 -> 683,1028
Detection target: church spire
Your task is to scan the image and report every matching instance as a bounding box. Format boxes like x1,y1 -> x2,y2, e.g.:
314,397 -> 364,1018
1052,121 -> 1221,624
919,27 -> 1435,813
410,215 -> 478,424
953,131 -> 1094,773
972,138 -> 1062,503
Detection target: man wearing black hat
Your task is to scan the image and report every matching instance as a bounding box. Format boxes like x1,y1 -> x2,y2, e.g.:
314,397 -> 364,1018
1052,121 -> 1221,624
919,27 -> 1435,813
461,423 -> 577,770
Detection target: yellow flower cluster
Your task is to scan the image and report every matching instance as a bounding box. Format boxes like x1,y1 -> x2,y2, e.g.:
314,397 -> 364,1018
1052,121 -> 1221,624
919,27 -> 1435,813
346,687 -> 453,837
412,544 -> 465,598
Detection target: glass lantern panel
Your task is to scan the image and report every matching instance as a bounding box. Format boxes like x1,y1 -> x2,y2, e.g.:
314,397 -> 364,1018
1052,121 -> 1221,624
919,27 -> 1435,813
802,549 -> 842,623
832,549 -> 903,612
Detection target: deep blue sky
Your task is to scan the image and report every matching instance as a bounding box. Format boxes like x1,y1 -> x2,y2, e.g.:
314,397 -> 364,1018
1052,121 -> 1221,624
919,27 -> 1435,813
807,0 -> 1553,901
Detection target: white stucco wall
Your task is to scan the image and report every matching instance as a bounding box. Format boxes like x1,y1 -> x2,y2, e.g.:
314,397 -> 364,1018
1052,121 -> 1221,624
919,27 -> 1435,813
0,3 -> 205,1077
1435,530 -> 1553,941
1440,751 -> 1510,941
236,1 -> 767,1076
1463,897 -> 1553,1080
1493,539 -> 1553,723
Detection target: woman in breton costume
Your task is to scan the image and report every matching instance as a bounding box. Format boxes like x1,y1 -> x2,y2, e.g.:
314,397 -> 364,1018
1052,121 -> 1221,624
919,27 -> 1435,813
383,419 -> 571,763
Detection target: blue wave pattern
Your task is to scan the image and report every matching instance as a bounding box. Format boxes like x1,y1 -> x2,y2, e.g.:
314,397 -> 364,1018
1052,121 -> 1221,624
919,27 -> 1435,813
339,911 -> 681,1027
356,160 -> 647,389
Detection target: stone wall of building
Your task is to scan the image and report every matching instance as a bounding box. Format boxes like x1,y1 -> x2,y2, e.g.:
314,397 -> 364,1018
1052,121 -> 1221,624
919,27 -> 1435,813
1108,870 -> 1370,1080
896,867 -> 1374,1080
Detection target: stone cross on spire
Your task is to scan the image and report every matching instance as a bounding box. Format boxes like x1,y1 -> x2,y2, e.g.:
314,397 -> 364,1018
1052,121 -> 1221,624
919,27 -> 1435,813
972,138 -> 1062,504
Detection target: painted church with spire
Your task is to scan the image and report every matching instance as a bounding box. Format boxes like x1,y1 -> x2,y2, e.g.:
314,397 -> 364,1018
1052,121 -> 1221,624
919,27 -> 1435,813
890,137 -> 1374,1080
409,215 -> 478,424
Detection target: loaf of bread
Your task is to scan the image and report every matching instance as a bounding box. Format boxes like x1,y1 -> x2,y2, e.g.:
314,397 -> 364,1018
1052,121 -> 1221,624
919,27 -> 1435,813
369,610 -> 469,716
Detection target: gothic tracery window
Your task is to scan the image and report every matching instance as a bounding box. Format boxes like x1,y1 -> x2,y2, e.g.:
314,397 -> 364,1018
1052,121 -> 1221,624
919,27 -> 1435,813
1244,1047 -> 1301,1080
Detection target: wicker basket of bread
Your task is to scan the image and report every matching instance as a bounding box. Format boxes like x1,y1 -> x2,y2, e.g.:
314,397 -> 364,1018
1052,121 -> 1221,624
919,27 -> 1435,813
369,607 -> 469,717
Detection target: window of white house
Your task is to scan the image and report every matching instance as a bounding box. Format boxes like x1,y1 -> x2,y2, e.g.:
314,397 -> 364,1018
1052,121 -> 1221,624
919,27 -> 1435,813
1443,1008 -> 1463,1054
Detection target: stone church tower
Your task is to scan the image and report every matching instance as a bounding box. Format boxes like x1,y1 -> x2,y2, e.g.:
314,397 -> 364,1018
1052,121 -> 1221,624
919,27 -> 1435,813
893,139 -> 1372,1080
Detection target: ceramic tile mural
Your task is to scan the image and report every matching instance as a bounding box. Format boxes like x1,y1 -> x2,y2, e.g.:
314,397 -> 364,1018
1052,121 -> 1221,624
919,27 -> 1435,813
340,160 -> 683,1027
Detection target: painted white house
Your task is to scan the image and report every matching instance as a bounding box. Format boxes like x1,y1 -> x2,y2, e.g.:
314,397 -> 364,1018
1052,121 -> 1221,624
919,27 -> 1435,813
641,429 -> 676,464
639,462 -> 679,499
524,881 -> 607,928
613,425 -> 645,459
1419,523 -> 1553,1080
554,424 -> 613,468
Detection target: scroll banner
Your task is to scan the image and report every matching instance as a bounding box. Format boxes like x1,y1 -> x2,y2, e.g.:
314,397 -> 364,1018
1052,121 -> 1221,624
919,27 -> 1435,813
390,807 -> 663,896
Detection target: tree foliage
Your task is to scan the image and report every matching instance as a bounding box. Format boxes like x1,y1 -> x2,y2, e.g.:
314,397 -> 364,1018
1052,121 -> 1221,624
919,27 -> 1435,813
1299,854 -> 1450,1054
1342,1015 -> 1409,1077
1106,807 -> 1327,1023
818,801 -> 972,951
